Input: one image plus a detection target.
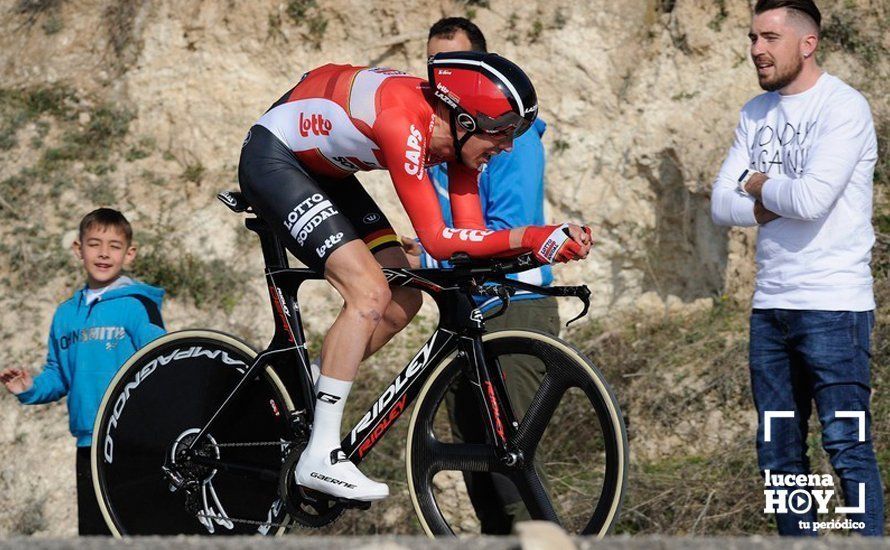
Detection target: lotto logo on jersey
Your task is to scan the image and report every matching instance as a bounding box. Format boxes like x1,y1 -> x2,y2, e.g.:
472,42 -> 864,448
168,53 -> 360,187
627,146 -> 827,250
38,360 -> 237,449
299,112 -> 332,137
404,124 -> 424,180
442,227 -> 493,242
317,232 -> 344,258
284,193 -> 340,246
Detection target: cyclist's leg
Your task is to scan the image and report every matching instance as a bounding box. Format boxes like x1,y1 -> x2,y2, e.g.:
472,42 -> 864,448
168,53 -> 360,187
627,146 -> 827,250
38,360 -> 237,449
319,242 -> 392,379
239,126 -> 389,380
239,125 -> 389,500
286,241 -> 390,500
364,247 -> 422,357
320,176 -> 422,358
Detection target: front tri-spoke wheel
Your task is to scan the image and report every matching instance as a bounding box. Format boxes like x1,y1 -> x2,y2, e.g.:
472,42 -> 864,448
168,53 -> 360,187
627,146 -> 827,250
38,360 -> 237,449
91,330 -> 294,536
406,330 -> 627,536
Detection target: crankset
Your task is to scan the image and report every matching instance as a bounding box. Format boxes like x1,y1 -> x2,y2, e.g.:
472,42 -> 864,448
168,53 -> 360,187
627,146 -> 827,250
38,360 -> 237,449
278,445 -> 353,528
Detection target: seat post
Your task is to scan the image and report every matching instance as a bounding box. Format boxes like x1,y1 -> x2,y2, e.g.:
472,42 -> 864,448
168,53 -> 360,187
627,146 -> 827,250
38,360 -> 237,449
245,218 -> 290,270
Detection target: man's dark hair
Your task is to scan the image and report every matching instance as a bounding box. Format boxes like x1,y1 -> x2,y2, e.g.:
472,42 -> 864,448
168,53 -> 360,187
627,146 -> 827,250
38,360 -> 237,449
79,207 -> 133,243
428,17 -> 487,52
754,0 -> 821,31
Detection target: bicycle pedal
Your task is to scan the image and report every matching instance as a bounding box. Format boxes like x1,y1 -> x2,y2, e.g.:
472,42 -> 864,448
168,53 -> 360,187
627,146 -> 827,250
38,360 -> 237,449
297,486 -> 373,509
336,497 -> 372,510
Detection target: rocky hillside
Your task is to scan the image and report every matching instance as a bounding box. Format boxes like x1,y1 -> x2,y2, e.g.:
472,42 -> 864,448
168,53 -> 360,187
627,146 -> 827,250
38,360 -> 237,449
0,0 -> 888,536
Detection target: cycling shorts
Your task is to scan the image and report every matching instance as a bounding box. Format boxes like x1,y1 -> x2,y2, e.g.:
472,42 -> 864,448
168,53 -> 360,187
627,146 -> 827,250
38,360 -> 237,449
238,125 -> 400,272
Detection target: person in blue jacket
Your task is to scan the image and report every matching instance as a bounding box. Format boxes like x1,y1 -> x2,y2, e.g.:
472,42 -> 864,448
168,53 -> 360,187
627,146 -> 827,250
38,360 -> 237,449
420,113 -> 553,310
1,208 -> 166,536
402,17 -> 560,534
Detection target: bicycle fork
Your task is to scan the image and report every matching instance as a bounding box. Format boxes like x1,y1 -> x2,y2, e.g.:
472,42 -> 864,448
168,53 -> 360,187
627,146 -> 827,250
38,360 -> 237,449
461,335 -> 524,468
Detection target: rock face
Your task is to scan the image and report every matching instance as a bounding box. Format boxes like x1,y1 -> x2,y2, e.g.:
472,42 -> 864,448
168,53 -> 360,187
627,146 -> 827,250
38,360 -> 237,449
0,0 -> 887,536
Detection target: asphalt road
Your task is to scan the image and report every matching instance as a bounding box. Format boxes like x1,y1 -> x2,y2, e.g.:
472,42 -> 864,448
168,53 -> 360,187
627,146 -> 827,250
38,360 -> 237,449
1,521 -> 888,550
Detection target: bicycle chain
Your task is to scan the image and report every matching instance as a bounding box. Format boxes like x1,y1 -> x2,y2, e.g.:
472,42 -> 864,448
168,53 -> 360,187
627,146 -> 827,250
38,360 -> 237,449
195,512 -> 291,530
191,440 -> 333,530
211,441 -> 293,448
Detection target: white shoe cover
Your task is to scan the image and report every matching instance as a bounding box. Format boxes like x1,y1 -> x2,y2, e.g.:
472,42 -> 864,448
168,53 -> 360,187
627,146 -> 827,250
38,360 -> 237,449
295,448 -> 389,501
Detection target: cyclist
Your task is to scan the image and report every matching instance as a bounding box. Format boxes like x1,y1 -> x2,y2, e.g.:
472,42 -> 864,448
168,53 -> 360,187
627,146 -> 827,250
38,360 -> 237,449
238,52 -> 592,502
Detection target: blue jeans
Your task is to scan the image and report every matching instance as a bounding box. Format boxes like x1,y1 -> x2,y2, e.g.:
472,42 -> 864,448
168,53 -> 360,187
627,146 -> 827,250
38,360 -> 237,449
750,309 -> 883,536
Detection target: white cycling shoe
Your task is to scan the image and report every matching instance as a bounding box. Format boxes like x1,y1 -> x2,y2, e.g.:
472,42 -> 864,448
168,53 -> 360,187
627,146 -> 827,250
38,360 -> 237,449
295,447 -> 389,501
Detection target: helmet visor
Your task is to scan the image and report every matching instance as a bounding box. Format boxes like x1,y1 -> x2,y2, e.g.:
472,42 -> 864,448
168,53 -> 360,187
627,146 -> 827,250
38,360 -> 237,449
475,111 -> 533,138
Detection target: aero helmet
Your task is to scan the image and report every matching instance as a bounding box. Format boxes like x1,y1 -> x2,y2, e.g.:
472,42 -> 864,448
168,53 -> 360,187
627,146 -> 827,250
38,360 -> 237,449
427,51 -> 538,158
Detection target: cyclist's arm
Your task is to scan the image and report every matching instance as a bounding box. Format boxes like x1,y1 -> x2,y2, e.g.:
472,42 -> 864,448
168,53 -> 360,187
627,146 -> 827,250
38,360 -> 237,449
480,129 -> 546,229
447,163 -> 486,230
416,133 -> 547,267
375,109 -> 516,261
17,319 -> 68,404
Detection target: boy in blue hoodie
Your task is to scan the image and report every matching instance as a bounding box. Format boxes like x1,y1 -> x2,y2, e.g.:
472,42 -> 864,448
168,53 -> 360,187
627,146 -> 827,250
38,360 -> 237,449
0,208 -> 166,535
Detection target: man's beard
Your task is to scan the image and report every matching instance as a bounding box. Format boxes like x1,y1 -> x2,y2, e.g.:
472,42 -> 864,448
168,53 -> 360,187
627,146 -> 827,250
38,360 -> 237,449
758,56 -> 804,92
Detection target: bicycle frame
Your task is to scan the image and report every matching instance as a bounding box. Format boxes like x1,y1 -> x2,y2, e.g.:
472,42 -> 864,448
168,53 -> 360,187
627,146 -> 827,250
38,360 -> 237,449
189,216 -> 525,466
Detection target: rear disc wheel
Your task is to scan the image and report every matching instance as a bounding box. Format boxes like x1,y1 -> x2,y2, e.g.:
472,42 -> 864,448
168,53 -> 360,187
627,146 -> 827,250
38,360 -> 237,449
91,330 -> 294,536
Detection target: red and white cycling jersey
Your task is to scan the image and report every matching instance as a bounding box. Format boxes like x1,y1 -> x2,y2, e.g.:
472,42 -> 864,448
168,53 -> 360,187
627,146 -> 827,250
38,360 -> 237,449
254,64 -> 518,262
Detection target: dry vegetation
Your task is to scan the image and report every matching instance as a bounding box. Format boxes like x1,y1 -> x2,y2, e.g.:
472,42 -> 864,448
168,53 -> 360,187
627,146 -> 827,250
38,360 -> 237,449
0,0 -> 888,537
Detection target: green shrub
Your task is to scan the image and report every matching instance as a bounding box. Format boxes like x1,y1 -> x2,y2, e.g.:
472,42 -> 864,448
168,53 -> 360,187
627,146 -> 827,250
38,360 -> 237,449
182,161 -> 205,184
285,0 -> 315,21
0,86 -> 73,150
16,0 -> 61,14
12,496 -> 46,535
821,10 -> 886,66
707,0 -> 728,32
284,0 -> 327,49
125,137 -> 154,161
552,138 -> 570,155
134,233 -> 249,313
41,14 -> 62,34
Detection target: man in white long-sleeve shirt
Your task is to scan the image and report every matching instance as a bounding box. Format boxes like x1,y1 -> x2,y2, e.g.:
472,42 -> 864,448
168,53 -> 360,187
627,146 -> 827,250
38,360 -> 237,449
711,0 -> 882,537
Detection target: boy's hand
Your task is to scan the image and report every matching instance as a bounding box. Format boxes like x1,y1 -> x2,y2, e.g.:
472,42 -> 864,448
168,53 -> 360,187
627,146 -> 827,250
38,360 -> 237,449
0,368 -> 33,395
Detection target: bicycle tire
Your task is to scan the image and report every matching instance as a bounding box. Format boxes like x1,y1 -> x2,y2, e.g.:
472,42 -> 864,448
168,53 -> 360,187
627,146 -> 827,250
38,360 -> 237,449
405,329 -> 627,537
91,330 -> 294,536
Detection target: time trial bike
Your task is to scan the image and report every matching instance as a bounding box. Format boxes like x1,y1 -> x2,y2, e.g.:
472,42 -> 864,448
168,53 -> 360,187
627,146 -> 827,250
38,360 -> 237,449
90,191 -> 628,537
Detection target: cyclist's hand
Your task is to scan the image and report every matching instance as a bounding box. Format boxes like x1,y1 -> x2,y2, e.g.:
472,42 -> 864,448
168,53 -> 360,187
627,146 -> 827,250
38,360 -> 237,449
566,224 -> 593,258
521,223 -> 593,264
0,367 -> 33,395
400,236 -> 422,257
399,236 -> 423,268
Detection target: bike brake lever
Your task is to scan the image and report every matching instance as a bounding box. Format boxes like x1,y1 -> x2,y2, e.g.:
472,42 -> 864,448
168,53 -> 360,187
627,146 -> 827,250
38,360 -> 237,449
483,285 -> 513,322
564,285 -> 591,327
